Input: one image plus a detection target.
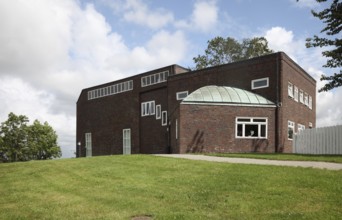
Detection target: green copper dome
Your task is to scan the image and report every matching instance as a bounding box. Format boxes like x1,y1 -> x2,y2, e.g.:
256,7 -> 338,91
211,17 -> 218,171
182,85 -> 275,106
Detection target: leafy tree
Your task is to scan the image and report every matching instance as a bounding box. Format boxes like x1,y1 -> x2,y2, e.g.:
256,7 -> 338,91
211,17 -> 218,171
0,113 -> 61,162
193,37 -> 273,70
303,0 -> 341,92
0,113 -> 29,162
27,120 -> 61,160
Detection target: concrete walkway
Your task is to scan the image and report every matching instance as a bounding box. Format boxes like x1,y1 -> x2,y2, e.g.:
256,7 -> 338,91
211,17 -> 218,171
154,154 -> 342,171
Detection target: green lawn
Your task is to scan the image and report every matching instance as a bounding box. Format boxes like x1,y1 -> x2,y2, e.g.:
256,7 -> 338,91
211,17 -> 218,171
0,155 -> 341,219
205,153 -> 342,163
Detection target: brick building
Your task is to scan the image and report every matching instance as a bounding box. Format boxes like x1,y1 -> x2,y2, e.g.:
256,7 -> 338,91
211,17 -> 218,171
76,52 -> 316,157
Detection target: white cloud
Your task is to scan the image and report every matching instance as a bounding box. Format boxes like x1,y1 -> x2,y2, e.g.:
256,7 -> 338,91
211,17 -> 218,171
0,0 -> 190,157
290,0 -> 320,8
0,77 -> 76,158
0,0 -> 73,76
264,26 -> 342,127
308,68 -> 342,127
122,0 -> 174,29
175,0 -> 218,33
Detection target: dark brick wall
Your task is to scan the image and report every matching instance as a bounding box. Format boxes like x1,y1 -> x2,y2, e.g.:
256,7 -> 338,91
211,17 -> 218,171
277,53 -> 316,152
175,104 -> 276,153
76,52 -> 316,156
139,86 -> 169,153
76,66 -> 174,156
76,81 -> 140,156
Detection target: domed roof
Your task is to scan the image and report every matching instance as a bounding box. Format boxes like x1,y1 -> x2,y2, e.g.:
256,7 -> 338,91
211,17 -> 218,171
182,85 -> 275,106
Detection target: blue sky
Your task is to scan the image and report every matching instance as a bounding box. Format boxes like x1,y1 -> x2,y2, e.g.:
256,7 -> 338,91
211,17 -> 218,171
0,0 -> 340,158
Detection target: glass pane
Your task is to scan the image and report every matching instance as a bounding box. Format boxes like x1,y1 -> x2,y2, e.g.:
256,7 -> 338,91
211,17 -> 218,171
288,127 -> 294,139
150,102 -> 155,115
160,72 -> 164,82
253,119 -> 266,122
155,74 -> 160,83
142,77 -> 146,87
245,124 -> 258,137
237,124 -> 243,137
237,118 -> 250,122
254,80 -> 267,88
260,125 -> 266,137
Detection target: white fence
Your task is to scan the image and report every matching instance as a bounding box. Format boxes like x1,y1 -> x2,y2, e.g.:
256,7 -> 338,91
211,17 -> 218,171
293,125 -> 342,155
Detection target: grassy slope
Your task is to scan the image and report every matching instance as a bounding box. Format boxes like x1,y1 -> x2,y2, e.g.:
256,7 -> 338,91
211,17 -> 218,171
205,153 -> 342,163
0,155 -> 341,220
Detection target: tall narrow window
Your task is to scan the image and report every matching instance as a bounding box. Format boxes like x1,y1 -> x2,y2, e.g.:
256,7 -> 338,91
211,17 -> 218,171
162,111 -> 167,126
235,117 -> 268,138
288,121 -> 295,140
288,82 -> 294,98
156,105 -> 161,119
85,133 -> 92,157
304,93 -> 309,106
123,129 -> 131,155
299,90 -> 304,103
294,86 -> 299,102
309,95 -> 312,109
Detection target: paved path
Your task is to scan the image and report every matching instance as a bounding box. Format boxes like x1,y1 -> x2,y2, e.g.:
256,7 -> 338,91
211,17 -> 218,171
154,154 -> 342,170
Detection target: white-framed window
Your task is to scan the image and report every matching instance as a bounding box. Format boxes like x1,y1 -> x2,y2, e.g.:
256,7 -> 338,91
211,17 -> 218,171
288,82 -> 294,98
176,91 -> 188,100
122,129 -> 131,155
299,89 -> 304,103
85,132 -> 92,157
288,121 -> 295,140
141,101 -> 155,117
236,117 -> 267,138
309,95 -> 312,109
87,80 -> 133,100
304,92 -> 309,106
141,71 -> 169,87
156,105 -> 161,119
294,86 -> 299,102
298,124 -> 305,133
309,122 -> 313,128
251,77 -> 269,90
162,111 -> 167,126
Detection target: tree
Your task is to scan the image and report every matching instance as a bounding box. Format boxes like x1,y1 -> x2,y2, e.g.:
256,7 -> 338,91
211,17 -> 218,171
27,120 -> 61,160
303,0 -> 341,92
0,113 -> 29,162
0,113 -> 61,162
193,37 -> 273,70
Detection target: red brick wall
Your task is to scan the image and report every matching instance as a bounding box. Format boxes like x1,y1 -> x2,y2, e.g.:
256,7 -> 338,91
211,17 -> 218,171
177,104 -> 276,153
278,53 -> 316,152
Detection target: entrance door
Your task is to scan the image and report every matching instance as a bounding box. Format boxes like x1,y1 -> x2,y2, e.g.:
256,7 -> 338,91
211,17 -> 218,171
123,129 -> 131,154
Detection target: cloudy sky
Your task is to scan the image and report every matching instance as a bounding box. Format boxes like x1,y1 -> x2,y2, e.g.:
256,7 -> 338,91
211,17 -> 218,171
0,0 -> 341,158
